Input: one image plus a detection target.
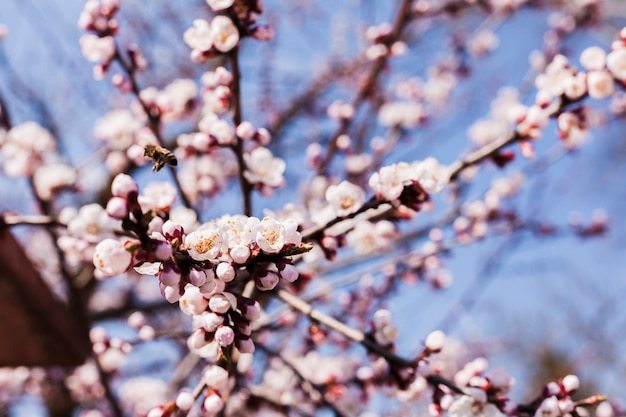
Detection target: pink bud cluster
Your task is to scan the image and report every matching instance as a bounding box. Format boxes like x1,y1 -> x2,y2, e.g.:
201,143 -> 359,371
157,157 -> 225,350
89,326 -> 131,373
183,287 -> 260,358
95,173 -> 310,303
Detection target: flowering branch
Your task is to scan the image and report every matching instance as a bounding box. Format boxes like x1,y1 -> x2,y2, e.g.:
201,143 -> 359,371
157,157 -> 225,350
275,288 -> 415,368
112,47 -> 194,210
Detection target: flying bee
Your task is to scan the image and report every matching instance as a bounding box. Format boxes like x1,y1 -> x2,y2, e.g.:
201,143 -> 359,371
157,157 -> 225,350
143,144 -> 177,172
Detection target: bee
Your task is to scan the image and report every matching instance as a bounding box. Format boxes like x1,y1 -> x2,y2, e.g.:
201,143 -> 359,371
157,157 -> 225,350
143,145 -> 177,172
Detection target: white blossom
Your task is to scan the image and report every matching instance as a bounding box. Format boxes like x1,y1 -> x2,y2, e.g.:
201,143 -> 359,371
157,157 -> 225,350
94,109 -> 144,151
412,157 -> 449,194
587,70 -> 615,99
184,19 -> 213,52
607,47 -> 626,80
185,227 -> 225,261
244,147 -> 285,188
448,395 -> 504,417
368,162 -> 411,200
256,217 -> 286,254
33,163 -> 77,201
325,180 -> 365,217
378,102 -> 425,128
138,182 -> 177,212
580,46 -> 607,71
211,15 -> 239,53
79,34 -> 115,63
206,0 -> 234,11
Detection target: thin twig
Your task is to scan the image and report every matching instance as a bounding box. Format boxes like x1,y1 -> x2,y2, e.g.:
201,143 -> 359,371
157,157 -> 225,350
228,48 -> 253,216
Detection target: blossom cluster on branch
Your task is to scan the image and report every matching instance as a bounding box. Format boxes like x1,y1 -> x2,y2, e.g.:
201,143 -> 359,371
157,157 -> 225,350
0,0 -> 625,416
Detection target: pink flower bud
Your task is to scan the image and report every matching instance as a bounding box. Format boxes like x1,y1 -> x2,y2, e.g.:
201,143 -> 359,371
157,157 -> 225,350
189,268 -> 208,287
111,173 -> 138,198
158,265 -> 181,287
106,197 -> 128,219
148,217 -> 164,235
161,284 -> 182,303
425,330 -> 445,352
230,244 -> 251,264
162,220 -> 184,240
236,121 -> 255,140
252,25 -> 275,41
546,381 -> 561,396
208,294 -> 231,314
202,312 -> 224,332
203,365 -> 229,391
179,286 -> 208,315
561,374 -> 579,393
203,393 -> 224,415
154,241 -> 173,260
216,262 -> 236,282
243,301 -> 261,321
188,328 -> 208,350
147,406 -> 165,417
236,337 -> 255,353
256,127 -> 271,145
279,264 -> 299,283
175,390 -> 194,411
256,270 -> 279,291
215,325 -> 235,346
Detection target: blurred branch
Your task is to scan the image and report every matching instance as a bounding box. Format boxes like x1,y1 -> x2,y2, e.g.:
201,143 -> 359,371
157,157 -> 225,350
317,0 -> 415,173
255,343 -> 350,417
267,57 -> 366,139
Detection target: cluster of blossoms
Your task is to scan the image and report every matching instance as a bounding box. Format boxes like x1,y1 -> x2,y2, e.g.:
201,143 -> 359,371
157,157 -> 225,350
78,0 -> 120,78
138,78 -> 198,123
453,172 -> 524,243
171,65 -> 284,199
92,172 -> 311,346
57,203 -> 120,268
89,327 -> 131,373
0,121 -> 77,200
467,28 -> 626,159
93,109 -> 157,173
184,0 -> 273,62
364,22 -> 407,61
368,157 -> 449,203
378,63 -> 459,129
509,29 -> 626,153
